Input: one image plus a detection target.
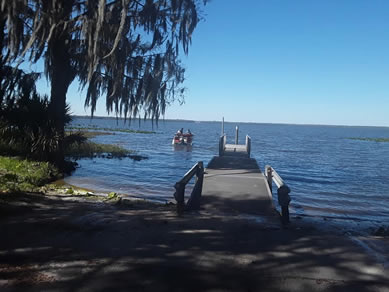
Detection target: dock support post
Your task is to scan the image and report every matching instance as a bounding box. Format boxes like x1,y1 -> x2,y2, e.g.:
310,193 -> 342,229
235,126 -> 239,145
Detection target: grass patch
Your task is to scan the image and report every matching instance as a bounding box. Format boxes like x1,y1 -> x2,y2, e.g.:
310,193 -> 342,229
0,156 -> 61,192
66,126 -> 155,135
348,137 -> 389,143
0,129 -> 147,193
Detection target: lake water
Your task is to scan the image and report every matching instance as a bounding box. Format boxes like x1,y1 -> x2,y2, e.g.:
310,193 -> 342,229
65,117 -> 389,225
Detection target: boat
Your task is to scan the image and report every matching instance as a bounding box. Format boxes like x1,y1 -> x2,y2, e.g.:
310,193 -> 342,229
172,132 -> 193,145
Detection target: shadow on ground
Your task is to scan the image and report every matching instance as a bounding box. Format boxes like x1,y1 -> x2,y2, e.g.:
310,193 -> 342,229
1,193 -> 388,291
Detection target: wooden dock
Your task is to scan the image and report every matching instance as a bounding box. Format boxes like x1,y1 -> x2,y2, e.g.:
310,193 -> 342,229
201,155 -> 274,216
174,132 -> 291,222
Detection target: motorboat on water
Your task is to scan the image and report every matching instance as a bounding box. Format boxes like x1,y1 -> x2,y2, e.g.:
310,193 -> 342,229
172,132 -> 193,146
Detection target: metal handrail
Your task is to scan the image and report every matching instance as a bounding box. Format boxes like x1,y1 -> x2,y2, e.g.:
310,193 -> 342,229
265,165 -> 291,224
174,161 -> 204,213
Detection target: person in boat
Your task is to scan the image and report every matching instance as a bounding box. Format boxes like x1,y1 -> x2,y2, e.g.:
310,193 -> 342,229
173,128 -> 184,144
183,129 -> 192,136
182,129 -> 193,144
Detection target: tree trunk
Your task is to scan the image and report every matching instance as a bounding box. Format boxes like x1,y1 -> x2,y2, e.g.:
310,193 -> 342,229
48,35 -> 74,169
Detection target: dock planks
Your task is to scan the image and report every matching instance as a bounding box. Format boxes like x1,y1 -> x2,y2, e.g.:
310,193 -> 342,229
201,154 -> 275,216
224,144 -> 248,157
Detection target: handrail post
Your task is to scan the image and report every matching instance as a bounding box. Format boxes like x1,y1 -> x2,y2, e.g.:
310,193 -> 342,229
277,185 -> 291,224
245,135 -> 248,155
197,161 -> 204,193
249,137 -> 251,157
219,136 -> 222,156
219,135 -> 226,156
235,126 -> 239,145
174,161 -> 205,213
221,117 -> 224,136
265,165 -> 291,225
266,167 -> 272,193
187,162 -> 204,210
174,182 -> 185,214
246,135 -> 251,158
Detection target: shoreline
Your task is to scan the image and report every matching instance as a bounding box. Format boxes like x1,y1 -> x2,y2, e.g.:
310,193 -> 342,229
43,181 -> 169,207
58,178 -> 389,236
54,179 -> 173,204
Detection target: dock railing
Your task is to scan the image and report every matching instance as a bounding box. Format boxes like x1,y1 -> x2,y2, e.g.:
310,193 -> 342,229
265,165 -> 291,224
219,134 -> 251,157
174,161 -> 204,214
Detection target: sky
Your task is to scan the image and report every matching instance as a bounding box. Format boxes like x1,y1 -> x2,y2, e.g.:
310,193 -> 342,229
35,0 -> 389,126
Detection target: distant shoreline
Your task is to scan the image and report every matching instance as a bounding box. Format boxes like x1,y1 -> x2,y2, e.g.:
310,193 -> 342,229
71,115 -> 389,129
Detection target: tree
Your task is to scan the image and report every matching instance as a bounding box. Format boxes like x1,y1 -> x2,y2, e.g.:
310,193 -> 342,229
1,0 -> 205,167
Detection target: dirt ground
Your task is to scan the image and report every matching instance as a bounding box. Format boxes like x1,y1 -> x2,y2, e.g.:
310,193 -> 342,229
1,192 -> 389,292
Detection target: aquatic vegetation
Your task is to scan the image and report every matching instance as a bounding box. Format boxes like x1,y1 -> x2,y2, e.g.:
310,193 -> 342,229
0,156 -> 61,192
65,130 -> 114,139
64,131 -> 147,160
348,137 -> 389,142
65,141 -> 132,158
66,126 -> 155,135
64,141 -> 147,160
107,192 -> 118,199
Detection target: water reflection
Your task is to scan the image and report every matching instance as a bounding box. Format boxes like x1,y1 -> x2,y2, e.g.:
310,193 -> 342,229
173,144 -> 193,152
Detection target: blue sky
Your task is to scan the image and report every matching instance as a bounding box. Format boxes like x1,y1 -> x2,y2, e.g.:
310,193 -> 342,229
35,0 -> 389,126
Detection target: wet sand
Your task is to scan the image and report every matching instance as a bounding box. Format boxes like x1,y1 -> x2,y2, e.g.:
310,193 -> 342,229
1,192 -> 389,291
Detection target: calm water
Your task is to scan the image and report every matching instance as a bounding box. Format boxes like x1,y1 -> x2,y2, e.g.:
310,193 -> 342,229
65,117 -> 389,224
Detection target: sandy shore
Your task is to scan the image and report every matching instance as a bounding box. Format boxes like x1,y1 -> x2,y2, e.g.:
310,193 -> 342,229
1,192 -> 389,291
